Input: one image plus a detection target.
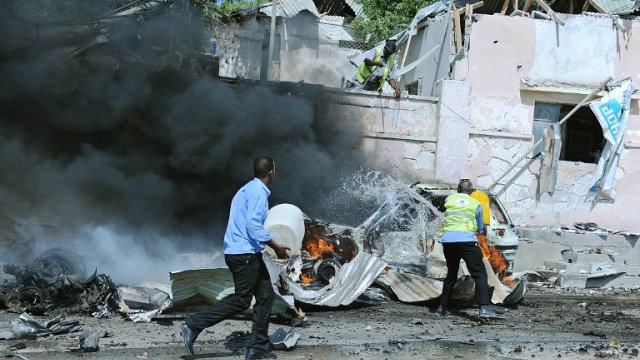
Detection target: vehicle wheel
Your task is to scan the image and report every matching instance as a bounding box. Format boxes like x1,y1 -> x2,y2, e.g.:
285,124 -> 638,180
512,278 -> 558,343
34,247 -> 87,281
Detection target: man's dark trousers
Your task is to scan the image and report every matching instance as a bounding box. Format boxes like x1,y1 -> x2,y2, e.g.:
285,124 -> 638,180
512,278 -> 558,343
185,252 -> 274,352
439,241 -> 490,308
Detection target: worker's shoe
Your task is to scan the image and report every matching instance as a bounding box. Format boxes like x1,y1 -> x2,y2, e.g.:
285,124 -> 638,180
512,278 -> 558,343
479,305 -> 505,320
245,347 -> 277,359
179,322 -> 199,356
435,305 -> 451,317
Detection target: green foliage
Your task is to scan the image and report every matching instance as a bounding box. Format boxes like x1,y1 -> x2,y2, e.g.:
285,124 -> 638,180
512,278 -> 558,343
194,0 -> 269,20
352,0 -> 437,45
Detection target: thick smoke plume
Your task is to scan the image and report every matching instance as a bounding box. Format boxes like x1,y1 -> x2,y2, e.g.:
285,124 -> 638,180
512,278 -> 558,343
0,2 -> 377,283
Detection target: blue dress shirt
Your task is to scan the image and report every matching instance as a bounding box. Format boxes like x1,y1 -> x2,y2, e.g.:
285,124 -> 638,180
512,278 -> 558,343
223,178 -> 272,255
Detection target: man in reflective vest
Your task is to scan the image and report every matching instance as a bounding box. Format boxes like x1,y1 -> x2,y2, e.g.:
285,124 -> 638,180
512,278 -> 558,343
435,179 -> 505,320
349,40 -> 401,98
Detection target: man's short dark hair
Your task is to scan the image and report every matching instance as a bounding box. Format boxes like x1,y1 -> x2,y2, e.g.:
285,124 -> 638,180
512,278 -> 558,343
457,179 -> 474,194
254,156 -> 274,178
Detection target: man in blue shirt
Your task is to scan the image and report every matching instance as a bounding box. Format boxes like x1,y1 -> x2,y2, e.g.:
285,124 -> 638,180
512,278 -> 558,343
180,156 -> 290,359
435,179 -> 504,320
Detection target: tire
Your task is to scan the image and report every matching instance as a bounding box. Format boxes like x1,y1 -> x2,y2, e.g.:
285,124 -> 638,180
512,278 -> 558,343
34,247 -> 87,280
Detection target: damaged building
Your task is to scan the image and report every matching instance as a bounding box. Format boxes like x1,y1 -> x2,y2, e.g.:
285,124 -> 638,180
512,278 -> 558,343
220,0 -> 640,233
208,0 -> 640,286
2,2 -> 640,358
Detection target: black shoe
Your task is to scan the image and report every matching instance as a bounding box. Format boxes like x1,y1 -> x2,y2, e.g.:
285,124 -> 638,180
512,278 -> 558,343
435,305 -> 451,317
245,347 -> 277,360
179,322 -> 199,356
479,305 -> 505,320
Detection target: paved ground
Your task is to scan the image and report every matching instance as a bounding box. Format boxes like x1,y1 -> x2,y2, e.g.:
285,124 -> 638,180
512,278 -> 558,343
1,287 -> 639,360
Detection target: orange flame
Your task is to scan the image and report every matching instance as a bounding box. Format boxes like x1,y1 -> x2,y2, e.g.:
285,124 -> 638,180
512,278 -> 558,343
476,233 -> 507,275
501,277 -> 518,288
300,272 -> 316,284
304,237 -> 336,260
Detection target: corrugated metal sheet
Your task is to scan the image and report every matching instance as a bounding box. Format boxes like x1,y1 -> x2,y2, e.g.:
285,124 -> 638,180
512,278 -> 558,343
591,0 -> 639,14
260,0 -> 320,18
169,268 -> 296,315
318,15 -> 355,41
345,0 -> 365,17
286,252 -> 387,306
376,259 -> 526,305
477,0 -> 639,15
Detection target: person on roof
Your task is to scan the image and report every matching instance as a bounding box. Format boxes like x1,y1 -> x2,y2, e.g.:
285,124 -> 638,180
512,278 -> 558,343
435,179 -> 505,320
349,39 -> 401,98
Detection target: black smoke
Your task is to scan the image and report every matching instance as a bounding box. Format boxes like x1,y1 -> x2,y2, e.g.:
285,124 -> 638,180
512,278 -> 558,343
0,2 -> 375,282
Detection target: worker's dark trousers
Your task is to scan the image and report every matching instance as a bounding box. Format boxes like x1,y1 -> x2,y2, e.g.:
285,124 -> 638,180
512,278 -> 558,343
439,241 -> 490,308
185,252 -> 274,351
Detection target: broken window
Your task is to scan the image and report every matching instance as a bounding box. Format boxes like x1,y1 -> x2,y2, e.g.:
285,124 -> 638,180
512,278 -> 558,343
533,102 -> 605,164
406,80 -> 421,95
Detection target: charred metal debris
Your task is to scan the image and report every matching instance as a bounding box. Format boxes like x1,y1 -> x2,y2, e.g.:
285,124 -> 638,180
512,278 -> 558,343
1,248 -> 119,317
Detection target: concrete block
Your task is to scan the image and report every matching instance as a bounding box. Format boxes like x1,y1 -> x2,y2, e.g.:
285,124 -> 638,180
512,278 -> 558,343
562,252 -> 624,265
513,228 -> 640,278
543,260 -> 590,273
558,273 -> 588,288
607,264 -> 640,276
586,275 -> 640,289
558,273 -> 640,288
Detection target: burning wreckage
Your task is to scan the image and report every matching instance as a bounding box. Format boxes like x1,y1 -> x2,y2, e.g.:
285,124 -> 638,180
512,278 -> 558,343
0,180 -> 527,341
170,180 -> 527,318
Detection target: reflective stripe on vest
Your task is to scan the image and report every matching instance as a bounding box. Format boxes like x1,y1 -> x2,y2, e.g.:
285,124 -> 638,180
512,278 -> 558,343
355,47 -> 395,90
443,193 -> 481,232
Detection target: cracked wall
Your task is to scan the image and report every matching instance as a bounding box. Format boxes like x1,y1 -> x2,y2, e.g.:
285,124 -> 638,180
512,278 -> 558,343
456,13 -> 640,231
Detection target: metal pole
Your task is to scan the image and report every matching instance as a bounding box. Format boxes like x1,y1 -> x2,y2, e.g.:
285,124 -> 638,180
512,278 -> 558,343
487,76 -> 612,190
267,0 -> 277,81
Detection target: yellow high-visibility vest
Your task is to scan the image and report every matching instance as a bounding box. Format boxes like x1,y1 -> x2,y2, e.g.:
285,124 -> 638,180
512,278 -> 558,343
355,47 -> 395,90
443,193 -> 481,232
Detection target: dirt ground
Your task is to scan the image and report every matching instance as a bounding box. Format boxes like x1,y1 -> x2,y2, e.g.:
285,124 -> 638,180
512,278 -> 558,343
1,286 -> 639,360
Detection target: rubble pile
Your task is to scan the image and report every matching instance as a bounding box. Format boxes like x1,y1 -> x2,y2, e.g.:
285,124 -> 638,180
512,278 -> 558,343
518,222 -> 640,289
0,248 -> 120,317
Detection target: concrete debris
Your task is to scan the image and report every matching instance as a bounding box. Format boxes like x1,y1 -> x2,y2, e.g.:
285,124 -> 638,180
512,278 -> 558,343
78,330 -> 104,352
590,263 -> 625,278
127,298 -> 172,323
520,226 -> 640,289
118,282 -> 173,322
269,328 -> 300,350
0,312 -> 82,340
0,349 -> 30,360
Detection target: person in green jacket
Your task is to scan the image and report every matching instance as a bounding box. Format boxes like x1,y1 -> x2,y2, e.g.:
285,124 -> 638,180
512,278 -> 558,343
435,179 -> 505,320
349,40 -> 401,98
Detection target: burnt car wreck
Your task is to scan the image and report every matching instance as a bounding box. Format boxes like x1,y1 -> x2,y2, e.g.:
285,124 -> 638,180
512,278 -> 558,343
171,178 -> 527,319
0,178 -> 525,329
1,248 -> 120,317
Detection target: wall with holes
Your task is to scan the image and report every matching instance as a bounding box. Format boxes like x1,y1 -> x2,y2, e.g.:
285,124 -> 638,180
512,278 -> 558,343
453,13 -> 640,231
214,19 -> 267,80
